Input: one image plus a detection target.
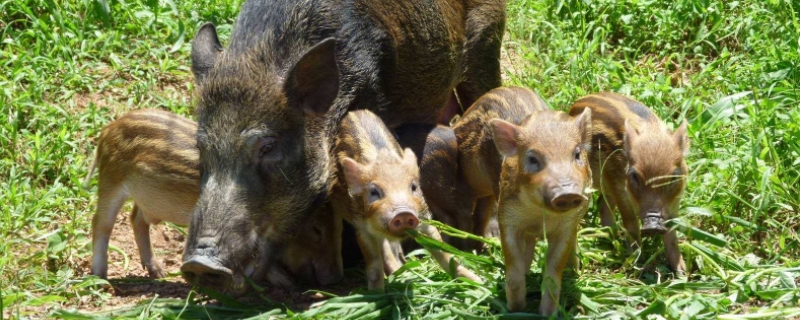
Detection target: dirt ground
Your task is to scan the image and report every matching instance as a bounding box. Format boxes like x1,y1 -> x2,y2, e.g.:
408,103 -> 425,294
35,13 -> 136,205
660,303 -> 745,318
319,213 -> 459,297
73,209 -> 366,314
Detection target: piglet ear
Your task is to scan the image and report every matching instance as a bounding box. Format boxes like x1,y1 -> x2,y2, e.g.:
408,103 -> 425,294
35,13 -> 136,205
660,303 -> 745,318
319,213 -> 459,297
402,148 -> 418,167
573,107 -> 592,144
490,119 -> 520,157
623,119 -> 639,156
284,38 -> 340,117
673,120 -> 690,156
341,157 -> 366,194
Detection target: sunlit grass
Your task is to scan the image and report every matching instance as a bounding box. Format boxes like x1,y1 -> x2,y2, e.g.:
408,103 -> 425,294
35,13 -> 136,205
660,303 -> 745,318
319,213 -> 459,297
1,0 -> 798,318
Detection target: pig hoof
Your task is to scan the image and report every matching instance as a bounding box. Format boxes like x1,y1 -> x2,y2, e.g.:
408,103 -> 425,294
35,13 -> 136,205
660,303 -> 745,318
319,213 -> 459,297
91,269 -> 108,280
147,265 -> 167,279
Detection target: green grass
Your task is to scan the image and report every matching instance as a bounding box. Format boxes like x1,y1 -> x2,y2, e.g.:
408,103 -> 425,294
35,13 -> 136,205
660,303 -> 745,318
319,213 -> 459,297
1,0 -> 799,318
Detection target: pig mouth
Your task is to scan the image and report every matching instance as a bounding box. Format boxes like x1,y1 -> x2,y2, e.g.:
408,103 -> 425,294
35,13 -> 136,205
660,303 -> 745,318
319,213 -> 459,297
181,256 -> 253,296
640,212 -> 667,237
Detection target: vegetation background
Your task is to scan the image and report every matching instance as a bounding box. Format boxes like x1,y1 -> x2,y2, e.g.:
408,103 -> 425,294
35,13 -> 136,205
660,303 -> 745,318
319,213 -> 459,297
1,0 -> 798,318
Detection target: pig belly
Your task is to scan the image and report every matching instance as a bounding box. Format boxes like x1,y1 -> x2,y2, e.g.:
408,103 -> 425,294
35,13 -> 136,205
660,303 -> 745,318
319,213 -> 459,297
124,176 -> 197,226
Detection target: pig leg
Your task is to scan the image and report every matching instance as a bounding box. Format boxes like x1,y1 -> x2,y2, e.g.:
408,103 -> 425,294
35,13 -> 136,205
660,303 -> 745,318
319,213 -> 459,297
91,179 -> 127,279
418,223 -> 483,283
454,202 -> 476,250
539,227 -> 578,316
611,189 -> 641,252
458,0 -> 505,108
382,239 -> 405,275
663,230 -> 686,275
566,225 -> 581,270
501,228 -> 537,312
356,230 -> 386,290
598,194 -> 617,228
472,196 -> 496,250
130,205 -> 166,278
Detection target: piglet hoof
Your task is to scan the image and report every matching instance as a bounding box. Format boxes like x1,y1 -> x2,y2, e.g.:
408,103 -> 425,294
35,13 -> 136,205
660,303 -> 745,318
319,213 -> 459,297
640,216 -> 667,237
146,263 -> 167,279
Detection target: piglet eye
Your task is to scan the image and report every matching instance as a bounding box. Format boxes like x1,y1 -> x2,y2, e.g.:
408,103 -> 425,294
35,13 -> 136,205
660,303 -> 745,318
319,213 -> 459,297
411,182 -> 418,193
629,169 -> 640,187
526,154 -> 541,173
258,137 -> 277,159
368,184 -> 383,203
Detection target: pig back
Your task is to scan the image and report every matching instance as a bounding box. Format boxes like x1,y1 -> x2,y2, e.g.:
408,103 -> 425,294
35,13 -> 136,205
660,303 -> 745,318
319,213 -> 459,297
453,87 -> 548,195
340,0 -> 468,127
568,92 -> 657,182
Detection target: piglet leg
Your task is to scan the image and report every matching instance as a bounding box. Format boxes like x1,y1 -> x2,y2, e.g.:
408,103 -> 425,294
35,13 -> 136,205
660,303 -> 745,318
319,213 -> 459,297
357,231 -> 386,290
418,223 -> 483,283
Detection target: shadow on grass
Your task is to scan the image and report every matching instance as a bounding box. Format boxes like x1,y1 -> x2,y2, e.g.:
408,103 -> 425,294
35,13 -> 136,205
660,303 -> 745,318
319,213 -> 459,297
108,277 -> 192,299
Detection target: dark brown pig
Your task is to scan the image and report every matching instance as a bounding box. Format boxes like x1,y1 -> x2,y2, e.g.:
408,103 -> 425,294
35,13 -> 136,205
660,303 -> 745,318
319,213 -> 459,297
568,92 -> 689,274
86,109 -> 342,287
451,87 -> 593,314
329,110 -> 481,290
183,0 -> 505,292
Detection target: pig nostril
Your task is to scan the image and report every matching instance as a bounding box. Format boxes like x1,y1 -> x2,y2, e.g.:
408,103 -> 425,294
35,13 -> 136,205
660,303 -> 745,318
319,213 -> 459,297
182,271 -> 197,283
181,256 -> 234,287
550,193 -> 585,212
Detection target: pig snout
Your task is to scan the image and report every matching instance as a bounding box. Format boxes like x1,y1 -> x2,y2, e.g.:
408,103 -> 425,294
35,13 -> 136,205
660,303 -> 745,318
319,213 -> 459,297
314,261 -> 344,286
181,256 -> 239,289
388,209 -> 420,236
547,182 -> 587,212
181,236 -> 249,294
640,211 -> 667,237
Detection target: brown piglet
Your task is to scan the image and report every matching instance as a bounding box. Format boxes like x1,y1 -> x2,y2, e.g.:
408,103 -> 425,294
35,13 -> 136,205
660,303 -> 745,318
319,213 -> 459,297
394,124 -> 475,250
86,109 -> 342,286
329,110 -> 482,290
453,86 -> 593,314
568,92 -> 689,274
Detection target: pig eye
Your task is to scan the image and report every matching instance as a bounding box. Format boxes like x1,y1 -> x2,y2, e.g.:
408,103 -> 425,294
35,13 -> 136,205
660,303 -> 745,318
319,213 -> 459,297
525,153 -> 541,173
573,147 -> 583,163
257,137 -> 277,159
368,184 -> 384,203
411,182 -> 419,193
629,169 -> 640,187
311,225 -> 323,242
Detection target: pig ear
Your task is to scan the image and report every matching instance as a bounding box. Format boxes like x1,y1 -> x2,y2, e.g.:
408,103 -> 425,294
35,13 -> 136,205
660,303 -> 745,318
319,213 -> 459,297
191,23 -> 223,84
673,120 -> 690,156
284,38 -> 340,117
402,148 -> 418,166
490,119 -> 520,157
573,108 -> 592,143
341,157 -> 366,194
623,119 -> 639,155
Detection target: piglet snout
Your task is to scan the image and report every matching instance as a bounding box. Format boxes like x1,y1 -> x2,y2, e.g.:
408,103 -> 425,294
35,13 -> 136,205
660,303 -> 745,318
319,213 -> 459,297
389,211 -> 419,235
641,212 -> 667,237
550,192 -> 586,211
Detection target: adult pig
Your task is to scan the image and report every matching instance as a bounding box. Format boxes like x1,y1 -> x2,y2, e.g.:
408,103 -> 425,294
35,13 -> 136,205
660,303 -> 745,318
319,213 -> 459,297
182,0 -> 505,293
